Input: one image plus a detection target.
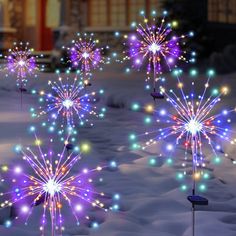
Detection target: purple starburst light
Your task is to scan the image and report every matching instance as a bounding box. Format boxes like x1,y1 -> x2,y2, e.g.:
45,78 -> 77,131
68,33 -> 103,75
125,11 -> 193,91
6,42 -> 37,87
0,134 -> 109,235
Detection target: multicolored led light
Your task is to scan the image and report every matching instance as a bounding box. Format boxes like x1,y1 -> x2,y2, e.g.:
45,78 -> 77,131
0,134 -> 110,235
6,42 -> 37,87
68,33 -> 104,75
130,70 -> 236,190
31,76 -> 106,133
124,11 -> 193,90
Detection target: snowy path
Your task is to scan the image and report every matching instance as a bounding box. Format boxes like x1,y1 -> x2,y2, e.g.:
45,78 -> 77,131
0,64 -> 236,236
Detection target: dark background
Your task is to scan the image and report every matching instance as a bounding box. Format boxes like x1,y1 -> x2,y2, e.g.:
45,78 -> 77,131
0,0 -> 236,73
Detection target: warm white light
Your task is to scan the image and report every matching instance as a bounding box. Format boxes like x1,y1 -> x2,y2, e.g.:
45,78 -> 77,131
185,119 -> 202,135
44,179 -> 61,196
62,99 -> 74,109
149,43 -> 160,54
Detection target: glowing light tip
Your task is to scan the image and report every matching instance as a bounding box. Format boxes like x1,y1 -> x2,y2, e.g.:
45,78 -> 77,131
18,60 -> 25,66
185,119 -> 202,135
149,43 -> 160,54
82,52 -> 89,59
62,99 -> 74,109
43,179 -> 62,196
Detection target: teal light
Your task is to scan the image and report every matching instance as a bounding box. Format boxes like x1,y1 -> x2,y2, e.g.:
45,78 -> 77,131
176,172 -> 184,180
14,145 -> 22,153
125,68 -> 131,73
132,143 -> 140,150
140,10 -> 145,15
180,184 -> 187,191
131,103 -> 140,111
199,184 -> 206,192
203,172 -> 210,179
190,69 -> 197,77
212,88 -> 219,96
129,133 -> 136,141
148,158 -> 156,166
151,10 -> 157,16
213,156 -> 221,164
131,22 -> 136,27
144,116 -> 152,124
166,158 -> 173,165
208,69 -> 215,77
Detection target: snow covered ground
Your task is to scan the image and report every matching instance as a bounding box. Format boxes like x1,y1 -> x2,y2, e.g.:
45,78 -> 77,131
0,63 -> 236,236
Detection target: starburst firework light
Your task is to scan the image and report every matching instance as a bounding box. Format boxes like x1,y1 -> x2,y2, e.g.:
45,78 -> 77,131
0,134 -> 114,235
68,33 -> 104,76
6,42 -> 37,87
130,69 -> 236,191
125,11 -> 194,93
30,76 -> 106,133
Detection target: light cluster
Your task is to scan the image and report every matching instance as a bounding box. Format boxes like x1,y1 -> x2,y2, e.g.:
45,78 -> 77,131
68,33 -> 104,75
124,11 -> 194,90
0,134 -> 112,235
30,76 -> 106,135
130,70 -> 236,191
6,42 -> 38,87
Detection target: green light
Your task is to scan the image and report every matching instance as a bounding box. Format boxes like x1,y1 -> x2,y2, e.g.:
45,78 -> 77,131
132,103 -> 140,111
214,156 -> 221,164
166,158 -> 173,165
212,88 -> 219,96
176,172 -> 184,180
180,185 -> 187,191
144,116 -> 152,124
199,184 -> 206,192
172,69 -> 182,77
208,69 -> 215,77
203,173 -> 210,179
190,69 -> 197,76
131,143 -> 140,150
129,134 -> 136,141
173,69 -> 179,76
148,158 -> 156,166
